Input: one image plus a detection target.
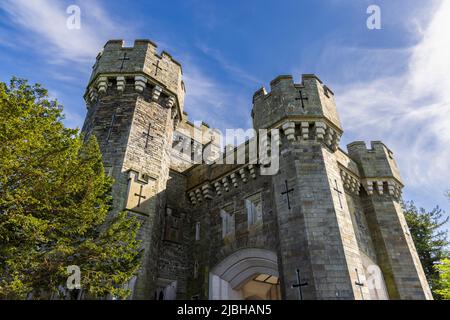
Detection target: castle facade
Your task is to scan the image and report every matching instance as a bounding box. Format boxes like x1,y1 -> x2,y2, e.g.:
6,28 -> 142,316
81,39 -> 432,300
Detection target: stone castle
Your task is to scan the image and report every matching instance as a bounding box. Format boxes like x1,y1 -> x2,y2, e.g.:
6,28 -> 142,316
81,39 -> 432,300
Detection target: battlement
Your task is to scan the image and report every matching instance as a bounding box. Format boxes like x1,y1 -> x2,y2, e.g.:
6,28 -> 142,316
103,39 -> 156,51
347,141 -> 389,154
347,141 -> 403,186
98,39 -> 182,72
252,74 -> 341,132
253,74 -> 332,102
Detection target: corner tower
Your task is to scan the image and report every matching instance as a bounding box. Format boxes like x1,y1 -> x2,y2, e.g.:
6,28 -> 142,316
347,141 -> 432,299
252,74 -> 368,299
81,40 -> 185,299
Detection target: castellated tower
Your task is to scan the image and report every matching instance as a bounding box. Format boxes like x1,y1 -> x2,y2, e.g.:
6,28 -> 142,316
81,39 -> 184,299
346,141 -> 432,299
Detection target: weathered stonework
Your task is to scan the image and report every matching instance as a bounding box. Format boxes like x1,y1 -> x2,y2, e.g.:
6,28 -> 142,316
81,39 -> 432,300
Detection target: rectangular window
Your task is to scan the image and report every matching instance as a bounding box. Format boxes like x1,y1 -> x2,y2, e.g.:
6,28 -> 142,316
220,204 -> 235,238
195,222 -> 201,241
194,261 -> 199,279
245,193 -> 262,227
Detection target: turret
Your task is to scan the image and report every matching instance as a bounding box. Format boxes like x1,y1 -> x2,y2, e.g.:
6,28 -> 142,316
252,74 -> 342,151
84,39 -> 185,126
347,141 -> 432,299
347,141 -> 403,198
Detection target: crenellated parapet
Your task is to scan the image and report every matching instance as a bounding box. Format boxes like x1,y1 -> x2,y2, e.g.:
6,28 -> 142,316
83,39 -> 185,125
347,141 -> 404,199
252,74 -> 342,152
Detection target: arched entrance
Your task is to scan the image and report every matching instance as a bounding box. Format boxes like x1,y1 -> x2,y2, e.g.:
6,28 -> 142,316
209,248 -> 281,300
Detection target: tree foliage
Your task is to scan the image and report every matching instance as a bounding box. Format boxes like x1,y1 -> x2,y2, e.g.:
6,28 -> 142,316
0,78 -> 141,299
436,193 -> 450,299
403,201 -> 449,299
435,258 -> 450,299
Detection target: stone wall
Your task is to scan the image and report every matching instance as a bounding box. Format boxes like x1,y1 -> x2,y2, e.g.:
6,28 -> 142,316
157,170 -> 191,299
185,167 -> 278,299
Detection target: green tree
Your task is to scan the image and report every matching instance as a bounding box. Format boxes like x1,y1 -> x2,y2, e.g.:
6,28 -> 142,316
435,192 -> 450,299
435,258 -> 450,299
0,78 -> 141,300
403,201 -> 449,299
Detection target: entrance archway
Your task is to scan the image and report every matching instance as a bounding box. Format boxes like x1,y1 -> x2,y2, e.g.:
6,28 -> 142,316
209,248 -> 280,300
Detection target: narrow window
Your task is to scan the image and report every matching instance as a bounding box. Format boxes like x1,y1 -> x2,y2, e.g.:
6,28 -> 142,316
245,193 -> 263,227
194,261 -> 199,279
220,205 -> 235,238
195,222 -> 201,241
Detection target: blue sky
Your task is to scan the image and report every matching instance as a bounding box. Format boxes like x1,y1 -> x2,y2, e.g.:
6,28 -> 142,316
0,0 -> 449,221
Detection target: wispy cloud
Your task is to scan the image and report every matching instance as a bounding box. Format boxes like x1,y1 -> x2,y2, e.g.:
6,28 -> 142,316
0,0 -> 130,65
0,0 -> 137,129
334,0 -> 450,206
0,0 -> 255,133
183,60 -> 251,132
196,43 -> 261,86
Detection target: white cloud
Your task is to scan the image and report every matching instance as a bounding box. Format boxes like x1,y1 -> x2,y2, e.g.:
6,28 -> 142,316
0,0 -> 130,65
0,0 -> 137,129
0,0 -> 255,133
334,0 -> 450,206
